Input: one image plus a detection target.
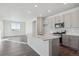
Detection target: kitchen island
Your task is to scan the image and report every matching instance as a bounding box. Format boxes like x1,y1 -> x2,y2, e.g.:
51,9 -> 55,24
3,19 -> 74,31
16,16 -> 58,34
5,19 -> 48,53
27,34 -> 60,56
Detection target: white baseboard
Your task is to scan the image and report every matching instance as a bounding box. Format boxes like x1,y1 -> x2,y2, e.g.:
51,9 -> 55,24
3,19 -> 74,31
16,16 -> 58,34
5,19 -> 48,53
27,43 -> 41,56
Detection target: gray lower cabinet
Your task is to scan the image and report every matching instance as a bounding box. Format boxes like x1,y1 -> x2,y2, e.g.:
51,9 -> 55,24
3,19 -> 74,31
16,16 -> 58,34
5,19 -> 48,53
62,35 -> 70,47
70,36 -> 79,50
50,39 -> 59,56
62,35 -> 79,51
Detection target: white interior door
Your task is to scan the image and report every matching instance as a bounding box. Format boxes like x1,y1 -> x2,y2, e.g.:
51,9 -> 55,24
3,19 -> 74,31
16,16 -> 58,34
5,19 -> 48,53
0,20 -> 3,39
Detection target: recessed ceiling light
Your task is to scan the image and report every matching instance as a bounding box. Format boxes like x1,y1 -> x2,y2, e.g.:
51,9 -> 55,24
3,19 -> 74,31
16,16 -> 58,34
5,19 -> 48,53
64,3 -> 67,5
39,14 -> 42,16
48,10 -> 51,12
27,11 -> 31,14
34,5 -> 38,8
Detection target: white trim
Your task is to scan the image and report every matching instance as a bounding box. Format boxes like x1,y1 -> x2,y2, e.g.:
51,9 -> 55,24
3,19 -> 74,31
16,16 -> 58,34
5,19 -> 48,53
27,43 -> 41,56
3,39 -> 27,44
46,7 -> 79,19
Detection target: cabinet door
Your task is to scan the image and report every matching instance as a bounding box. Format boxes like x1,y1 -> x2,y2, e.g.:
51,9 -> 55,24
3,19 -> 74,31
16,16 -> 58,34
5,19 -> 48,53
48,18 -> 52,32
70,36 -> 78,50
44,18 -> 52,33
71,10 -> 79,28
43,18 -> 48,33
64,12 -> 72,28
62,35 -> 70,47
51,17 -> 55,31
55,14 -> 64,23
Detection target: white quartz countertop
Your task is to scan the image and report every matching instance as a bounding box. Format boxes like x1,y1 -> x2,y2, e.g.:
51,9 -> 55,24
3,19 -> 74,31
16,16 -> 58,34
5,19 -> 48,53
36,34 -> 60,41
28,34 -> 60,41
63,33 -> 79,36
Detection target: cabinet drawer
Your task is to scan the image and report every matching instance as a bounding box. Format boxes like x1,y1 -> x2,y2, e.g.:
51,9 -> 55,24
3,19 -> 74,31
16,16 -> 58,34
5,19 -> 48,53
62,35 -> 70,46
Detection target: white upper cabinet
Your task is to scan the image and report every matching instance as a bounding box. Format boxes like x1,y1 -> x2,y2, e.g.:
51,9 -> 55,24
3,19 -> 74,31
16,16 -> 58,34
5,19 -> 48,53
43,7 -> 79,34
64,8 -> 79,28
71,10 -> 79,28
64,12 -> 72,28
44,17 -> 52,33
55,14 -> 64,23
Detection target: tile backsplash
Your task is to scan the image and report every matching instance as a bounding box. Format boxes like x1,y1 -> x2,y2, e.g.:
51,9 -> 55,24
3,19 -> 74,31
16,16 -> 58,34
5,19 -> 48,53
65,27 -> 79,34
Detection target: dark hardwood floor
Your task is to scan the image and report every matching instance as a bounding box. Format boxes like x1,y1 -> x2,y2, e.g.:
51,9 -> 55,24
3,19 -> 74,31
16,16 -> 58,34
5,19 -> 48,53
60,45 -> 79,56
0,40 -> 39,56
0,36 -> 79,56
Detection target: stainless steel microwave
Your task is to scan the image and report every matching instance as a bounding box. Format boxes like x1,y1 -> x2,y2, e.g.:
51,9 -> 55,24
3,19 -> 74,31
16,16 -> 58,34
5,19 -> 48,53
55,22 -> 64,28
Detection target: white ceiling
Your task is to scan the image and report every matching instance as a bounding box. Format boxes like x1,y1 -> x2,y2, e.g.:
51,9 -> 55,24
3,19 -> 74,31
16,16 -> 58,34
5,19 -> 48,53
0,3 -> 79,21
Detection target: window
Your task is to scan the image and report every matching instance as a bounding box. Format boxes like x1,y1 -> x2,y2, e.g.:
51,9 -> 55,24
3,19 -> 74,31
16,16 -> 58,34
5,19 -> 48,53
11,23 -> 20,31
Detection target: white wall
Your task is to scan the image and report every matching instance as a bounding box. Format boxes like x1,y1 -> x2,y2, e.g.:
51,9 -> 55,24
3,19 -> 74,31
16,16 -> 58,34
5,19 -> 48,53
3,20 -> 26,37
25,20 -> 32,34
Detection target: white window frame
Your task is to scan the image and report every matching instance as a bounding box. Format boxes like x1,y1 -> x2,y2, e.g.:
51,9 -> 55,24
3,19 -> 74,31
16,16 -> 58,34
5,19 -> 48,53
11,23 -> 21,31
